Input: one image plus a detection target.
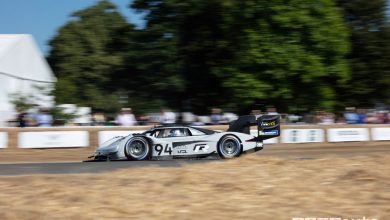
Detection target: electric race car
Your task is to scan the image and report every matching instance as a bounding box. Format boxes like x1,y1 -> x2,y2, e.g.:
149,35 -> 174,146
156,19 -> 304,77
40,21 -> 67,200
89,115 -> 280,161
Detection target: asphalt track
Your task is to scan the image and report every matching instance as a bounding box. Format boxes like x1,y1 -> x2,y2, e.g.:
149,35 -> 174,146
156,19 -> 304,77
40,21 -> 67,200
0,144 -> 389,176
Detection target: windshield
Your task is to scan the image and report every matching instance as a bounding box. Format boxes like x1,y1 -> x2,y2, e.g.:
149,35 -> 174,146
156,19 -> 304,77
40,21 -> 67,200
142,129 -> 162,137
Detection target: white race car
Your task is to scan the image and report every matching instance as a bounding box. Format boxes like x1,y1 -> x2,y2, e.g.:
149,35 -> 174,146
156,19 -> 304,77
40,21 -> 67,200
89,115 -> 280,160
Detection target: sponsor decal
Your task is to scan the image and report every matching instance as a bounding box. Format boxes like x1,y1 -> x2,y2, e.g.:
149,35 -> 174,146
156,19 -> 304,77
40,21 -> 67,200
177,145 -> 188,154
261,121 -> 277,127
281,129 -> 324,143
193,144 -> 210,152
337,130 -> 359,135
260,130 -> 279,135
178,150 -> 187,154
327,128 -> 369,142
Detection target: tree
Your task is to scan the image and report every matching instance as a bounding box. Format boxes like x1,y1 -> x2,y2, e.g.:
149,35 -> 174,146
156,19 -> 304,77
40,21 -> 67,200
10,93 -> 38,113
131,0 -> 350,113
50,0 -> 351,115
48,0 -> 135,112
336,0 -> 390,107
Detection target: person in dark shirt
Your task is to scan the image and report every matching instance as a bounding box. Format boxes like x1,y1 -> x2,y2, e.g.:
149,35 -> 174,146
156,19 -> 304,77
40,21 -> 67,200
17,112 -> 27,127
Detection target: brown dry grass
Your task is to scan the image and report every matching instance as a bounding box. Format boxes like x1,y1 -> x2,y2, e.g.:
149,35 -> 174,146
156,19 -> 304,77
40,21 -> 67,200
0,154 -> 389,220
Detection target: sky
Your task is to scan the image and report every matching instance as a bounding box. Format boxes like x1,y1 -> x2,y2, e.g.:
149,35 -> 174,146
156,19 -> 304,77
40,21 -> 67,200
0,0 -> 143,54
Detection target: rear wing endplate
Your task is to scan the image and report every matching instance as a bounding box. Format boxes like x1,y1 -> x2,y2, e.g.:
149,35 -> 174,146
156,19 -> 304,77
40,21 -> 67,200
227,115 -> 280,141
257,115 -> 280,141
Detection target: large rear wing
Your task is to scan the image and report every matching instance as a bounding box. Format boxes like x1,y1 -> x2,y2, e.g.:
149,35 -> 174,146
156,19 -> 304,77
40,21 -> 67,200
227,115 -> 280,141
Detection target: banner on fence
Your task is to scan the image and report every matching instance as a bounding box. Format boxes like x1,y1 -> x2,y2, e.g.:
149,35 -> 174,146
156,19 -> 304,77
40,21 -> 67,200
18,131 -> 89,148
0,132 -> 7,148
327,128 -> 369,142
282,129 -> 324,143
371,127 -> 390,141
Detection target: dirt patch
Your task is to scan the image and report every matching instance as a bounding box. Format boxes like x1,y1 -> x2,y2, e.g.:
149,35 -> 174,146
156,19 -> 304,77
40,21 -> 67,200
0,148 -> 93,163
0,154 -> 389,219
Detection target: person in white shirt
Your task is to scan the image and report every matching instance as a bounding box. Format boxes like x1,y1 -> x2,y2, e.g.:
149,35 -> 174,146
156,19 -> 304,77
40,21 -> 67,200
36,108 -> 53,127
161,108 -> 176,124
266,106 -> 279,115
116,108 -> 137,126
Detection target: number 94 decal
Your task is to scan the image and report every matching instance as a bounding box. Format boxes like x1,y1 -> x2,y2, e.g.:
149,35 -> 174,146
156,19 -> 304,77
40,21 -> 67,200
154,144 -> 172,155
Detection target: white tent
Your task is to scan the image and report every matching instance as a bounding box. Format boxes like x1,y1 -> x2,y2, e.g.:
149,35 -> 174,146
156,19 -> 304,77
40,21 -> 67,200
0,34 -> 56,126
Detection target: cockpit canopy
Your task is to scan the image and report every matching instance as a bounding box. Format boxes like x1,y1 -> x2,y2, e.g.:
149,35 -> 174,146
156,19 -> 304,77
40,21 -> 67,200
143,126 -> 216,138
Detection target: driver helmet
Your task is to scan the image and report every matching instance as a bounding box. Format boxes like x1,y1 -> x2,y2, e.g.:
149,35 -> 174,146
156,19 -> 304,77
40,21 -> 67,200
170,129 -> 182,137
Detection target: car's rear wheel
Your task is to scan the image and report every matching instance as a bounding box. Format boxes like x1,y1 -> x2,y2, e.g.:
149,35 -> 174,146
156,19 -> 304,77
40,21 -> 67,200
124,137 -> 150,160
217,135 -> 242,159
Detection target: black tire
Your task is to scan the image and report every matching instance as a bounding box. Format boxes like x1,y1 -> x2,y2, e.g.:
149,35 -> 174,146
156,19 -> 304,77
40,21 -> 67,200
217,135 -> 242,159
124,137 -> 150,160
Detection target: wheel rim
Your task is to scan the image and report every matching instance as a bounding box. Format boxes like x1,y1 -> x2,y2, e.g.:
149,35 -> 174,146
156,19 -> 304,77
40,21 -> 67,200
220,137 -> 240,157
126,139 -> 148,159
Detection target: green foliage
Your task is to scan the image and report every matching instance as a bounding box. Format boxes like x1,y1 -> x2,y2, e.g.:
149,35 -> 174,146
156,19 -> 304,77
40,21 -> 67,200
48,0 -> 133,112
10,85 -> 52,113
132,0 -> 350,113
50,0 -> 358,114
50,107 -> 77,126
336,0 -> 390,107
10,93 -> 38,113
241,0 -> 349,112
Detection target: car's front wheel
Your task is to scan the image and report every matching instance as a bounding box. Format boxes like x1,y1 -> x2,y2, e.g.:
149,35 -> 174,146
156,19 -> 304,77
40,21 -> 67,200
124,137 -> 150,160
217,135 -> 242,159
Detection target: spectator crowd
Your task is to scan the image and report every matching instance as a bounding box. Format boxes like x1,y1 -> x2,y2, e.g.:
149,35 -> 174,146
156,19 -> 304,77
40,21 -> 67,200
12,105 -> 390,127
310,107 -> 389,125
16,108 -> 53,127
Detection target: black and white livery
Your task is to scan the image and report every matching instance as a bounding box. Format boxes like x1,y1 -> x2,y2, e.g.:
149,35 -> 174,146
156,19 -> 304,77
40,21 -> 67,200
90,115 -> 280,161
